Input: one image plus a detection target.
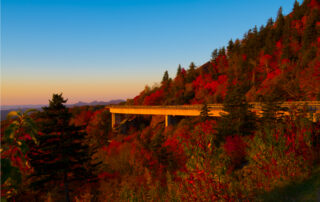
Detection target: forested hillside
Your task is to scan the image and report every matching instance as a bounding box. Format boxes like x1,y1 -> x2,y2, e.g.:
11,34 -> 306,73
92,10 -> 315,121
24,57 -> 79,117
130,0 -> 320,105
1,0 -> 320,201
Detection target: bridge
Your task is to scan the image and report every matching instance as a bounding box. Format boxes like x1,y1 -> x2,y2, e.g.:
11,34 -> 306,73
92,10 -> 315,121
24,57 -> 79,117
106,101 -> 320,129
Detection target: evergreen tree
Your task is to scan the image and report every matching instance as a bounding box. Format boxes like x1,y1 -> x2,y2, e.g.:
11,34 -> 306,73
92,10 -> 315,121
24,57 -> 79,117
162,70 -> 169,83
216,85 -> 257,145
186,62 -> 197,83
200,104 -> 211,121
260,99 -> 286,127
302,9 -> 319,50
266,17 -> 274,27
275,7 -> 285,40
293,0 -> 299,12
176,64 -> 182,77
218,47 -> 226,56
227,39 -> 234,55
211,49 -> 218,61
28,93 -> 97,202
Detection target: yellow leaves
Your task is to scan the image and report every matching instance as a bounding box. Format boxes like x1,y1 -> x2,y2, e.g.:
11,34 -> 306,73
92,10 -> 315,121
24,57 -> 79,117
6,111 -> 19,119
25,161 -> 31,169
9,131 -> 16,139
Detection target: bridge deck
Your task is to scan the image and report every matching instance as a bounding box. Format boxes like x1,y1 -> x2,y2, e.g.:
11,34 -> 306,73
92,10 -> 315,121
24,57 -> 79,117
107,101 -> 320,117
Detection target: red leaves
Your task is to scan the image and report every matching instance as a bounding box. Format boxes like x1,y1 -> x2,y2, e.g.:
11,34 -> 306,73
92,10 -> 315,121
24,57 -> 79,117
105,140 -> 122,155
242,54 -> 247,61
98,171 -> 119,180
224,136 -> 246,159
266,69 -> 281,80
308,0 -> 320,9
143,88 -> 165,105
162,137 -> 187,170
72,110 -> 94,126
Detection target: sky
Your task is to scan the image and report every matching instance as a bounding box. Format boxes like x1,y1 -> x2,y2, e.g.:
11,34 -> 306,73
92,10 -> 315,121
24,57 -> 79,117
1,0 -> 302,105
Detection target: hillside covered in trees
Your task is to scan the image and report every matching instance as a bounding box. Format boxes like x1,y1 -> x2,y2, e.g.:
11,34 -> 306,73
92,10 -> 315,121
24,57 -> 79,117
129,0 -> 320,105
1,0 -> 320,201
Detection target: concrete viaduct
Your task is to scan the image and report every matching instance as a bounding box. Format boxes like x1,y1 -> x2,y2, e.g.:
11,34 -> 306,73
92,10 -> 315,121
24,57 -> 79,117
106,101 -> 320,129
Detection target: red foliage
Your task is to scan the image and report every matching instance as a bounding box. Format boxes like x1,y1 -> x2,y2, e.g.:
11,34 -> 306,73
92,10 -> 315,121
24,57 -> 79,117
276,40 -> 282,49
224,135 -> 247,169
105,140 -> 123,155
242,54 -> 247,61
98,171 -> 119,180
266,69 -> 281,80
308,0 -> 320,9
162,137 -> 187,171
72,110 -> 94,126
143,88 -> 165,105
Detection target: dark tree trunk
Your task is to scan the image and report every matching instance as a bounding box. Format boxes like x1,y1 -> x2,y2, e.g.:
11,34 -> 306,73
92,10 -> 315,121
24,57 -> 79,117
64,172 -> 70,202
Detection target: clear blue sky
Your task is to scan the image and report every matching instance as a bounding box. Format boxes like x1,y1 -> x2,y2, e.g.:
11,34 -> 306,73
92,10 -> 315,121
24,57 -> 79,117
1,0 -> 302,105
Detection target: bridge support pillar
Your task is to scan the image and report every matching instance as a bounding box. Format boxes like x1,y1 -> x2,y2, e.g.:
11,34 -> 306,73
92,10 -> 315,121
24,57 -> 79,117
165,115 -> 173,127
111,113 -> 121,129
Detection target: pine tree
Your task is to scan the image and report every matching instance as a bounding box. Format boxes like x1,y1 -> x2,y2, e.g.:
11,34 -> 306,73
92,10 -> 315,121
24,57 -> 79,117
28,93 -> 97,202
275,7 -> 285,40
260,99 -> 286,127
176,64 -> 182,77
162,70 -> 169,83
186,62 -> 197,83
293,0 -> 299,12
218,47 -> 226,56
302,9 -> 319,50
200,104 -> 210,121
216,85 -> 257,145
211,49 -> 218,61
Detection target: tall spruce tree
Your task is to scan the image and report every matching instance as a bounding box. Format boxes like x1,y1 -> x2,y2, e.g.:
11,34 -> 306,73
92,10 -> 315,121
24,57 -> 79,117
216,85 -> 257,145
162,70 -> 169,84
275,7 -> 285,41
176,64 -> 182,77
186,62 -> 197,83
200,104 -> 211,121
28,94 -> 97,202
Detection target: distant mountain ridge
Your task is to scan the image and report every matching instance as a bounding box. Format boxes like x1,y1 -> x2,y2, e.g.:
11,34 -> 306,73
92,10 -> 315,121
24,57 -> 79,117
69,99 -> 125,107
1,99 -> 125,120
1,99 -> 125,110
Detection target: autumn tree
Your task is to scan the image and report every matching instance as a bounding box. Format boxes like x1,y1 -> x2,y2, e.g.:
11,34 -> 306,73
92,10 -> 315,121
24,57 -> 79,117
1,110 -> 38,200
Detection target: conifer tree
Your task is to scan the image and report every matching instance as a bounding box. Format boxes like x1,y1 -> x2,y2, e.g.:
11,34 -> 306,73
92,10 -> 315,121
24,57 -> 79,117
267,17 -> 274,27
275,7 -> 285,40
186,62 -> 197,83
28,93 -> 97,202
302,9 -> 319,49
260,98 -> 286,127
176,64 -> 182,77
216,85 -> 257,145
162,70 -> 169,83
293,0 -> 299,12
211,49 -> 218,61
200,104 -> 211,121
227,39 -> 234,54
